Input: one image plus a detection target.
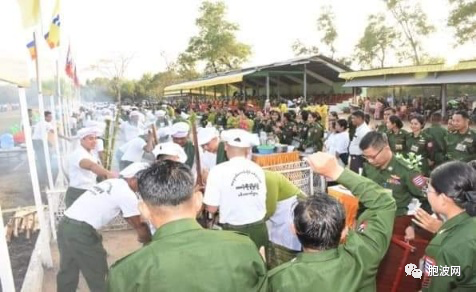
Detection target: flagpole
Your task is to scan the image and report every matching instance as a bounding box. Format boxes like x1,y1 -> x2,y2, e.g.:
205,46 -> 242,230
33,32 -> 55,191
18,86 -> 53,268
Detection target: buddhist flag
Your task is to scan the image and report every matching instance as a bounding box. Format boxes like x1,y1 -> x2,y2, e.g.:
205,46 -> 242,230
45,0 -> 61,49
26,39 -> 36,60
16,0 -> 41,28
65,44 -> 73,77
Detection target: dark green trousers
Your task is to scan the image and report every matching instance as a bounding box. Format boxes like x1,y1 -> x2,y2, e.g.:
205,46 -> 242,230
222,220 -> 269,250
56,217 -> 108,292
64,187 -> 87,208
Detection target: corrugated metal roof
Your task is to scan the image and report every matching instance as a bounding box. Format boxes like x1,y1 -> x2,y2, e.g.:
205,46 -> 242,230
339,60 -> 476,80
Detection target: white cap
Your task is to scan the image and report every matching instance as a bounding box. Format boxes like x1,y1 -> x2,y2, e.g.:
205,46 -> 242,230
119,162 -> 150,178
181,112 -> 189,119
152,142 -> 187,163
197,127 -> 219,146
130,110 -> 141,117
221,129 -> 259,148
77,127 -> 102,139
157,126 -> 171,138
156,110 -> 166,117
170,122 -> 190,138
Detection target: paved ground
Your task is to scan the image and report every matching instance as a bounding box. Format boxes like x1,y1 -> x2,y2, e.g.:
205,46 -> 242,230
42,229 -> 141,291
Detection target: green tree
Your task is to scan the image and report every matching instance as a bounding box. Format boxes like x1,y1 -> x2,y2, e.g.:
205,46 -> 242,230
384,0 -> 435,65
291,40 -> 320,56
448,0 -> 476,44
317,5 -> 338,58
180,0 -> 251,74
354,14 -> 398,69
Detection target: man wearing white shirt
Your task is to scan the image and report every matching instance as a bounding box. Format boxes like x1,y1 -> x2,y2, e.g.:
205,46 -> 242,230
349,111 -> 371,173
32,111 -> 55,186
118,111 -> 144,145
117,132 -> 155,170
204,129 -> 268,249
57,163 -> 151,292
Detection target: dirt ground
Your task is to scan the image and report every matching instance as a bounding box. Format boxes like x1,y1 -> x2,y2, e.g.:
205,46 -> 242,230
42,229 -> 141,291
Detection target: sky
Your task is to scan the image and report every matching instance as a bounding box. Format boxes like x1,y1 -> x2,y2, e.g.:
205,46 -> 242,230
1,0 -> 475,83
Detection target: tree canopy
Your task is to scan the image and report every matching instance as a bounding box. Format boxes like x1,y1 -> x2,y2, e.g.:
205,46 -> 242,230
179,0 -> 251,74
448,0 -> 476,44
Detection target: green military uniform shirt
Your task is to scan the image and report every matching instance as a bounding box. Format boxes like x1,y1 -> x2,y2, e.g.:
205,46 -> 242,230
107,219 -> 268,292
183,141 -> 195,168
277,121 -> 295,145
422,212 -> 476,291
405,132 -> 434,176
445,128 -> 476,162
226,116 -> 238,129
207,112 -> 217,125
303,122 -> 324,152
363,155 -> 427,216
216,141 -> 228,165
424,124 -> 447,166
268,169 -> 396,292
387,129 -> 408,154
264,170 -> 304,219
376,123 -> 387,134
253,118 -> 266,134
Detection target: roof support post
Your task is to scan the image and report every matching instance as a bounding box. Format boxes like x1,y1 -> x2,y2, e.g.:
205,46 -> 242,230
303,64 -> 307,101
266,74 -> 270,101
441,84 -> 447,119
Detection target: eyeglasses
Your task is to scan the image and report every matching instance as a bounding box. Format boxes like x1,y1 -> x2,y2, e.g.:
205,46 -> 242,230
363,147 -> 385,161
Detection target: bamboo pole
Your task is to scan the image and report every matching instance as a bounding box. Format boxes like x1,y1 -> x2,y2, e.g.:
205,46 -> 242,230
107,106 -> 121,170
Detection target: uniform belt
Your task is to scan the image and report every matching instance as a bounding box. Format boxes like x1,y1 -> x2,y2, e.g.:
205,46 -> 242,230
221,219 -> 265,229
63,217 -> 93,228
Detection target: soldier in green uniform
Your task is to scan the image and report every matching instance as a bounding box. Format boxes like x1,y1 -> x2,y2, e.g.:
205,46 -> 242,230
386,115 -> 408,154
445,110 -> 476,162
215,109 -> 227,129
406,115 -> 434,176
107,160 -> 268,292
420,161 -> 476,291
264,110 -> 280,133
360,131 -> 429,235
377,107 -> 396,133
274,112 -> 295,145
253,111 -> 266,134
293,111 -> 309,150
424,112 -> 447,167
268,152 -> 396,292
302,112 -> 324,153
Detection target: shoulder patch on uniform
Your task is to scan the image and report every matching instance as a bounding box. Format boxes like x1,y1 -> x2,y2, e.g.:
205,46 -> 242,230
422,256 -> 437,288
412,175 -> 426,188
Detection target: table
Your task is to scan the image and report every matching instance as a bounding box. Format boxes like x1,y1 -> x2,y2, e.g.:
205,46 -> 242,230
252,151 -> 300,167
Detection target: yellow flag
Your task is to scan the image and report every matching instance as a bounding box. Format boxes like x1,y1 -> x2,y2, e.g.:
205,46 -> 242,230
45,0 -> 61,48
16,0 -> 40,28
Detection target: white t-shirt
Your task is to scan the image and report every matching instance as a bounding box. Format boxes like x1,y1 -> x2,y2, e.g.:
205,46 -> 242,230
68,145 -> 99,190
326,131 -> 350,156
65,178 -> 140,229
119,137 -> 146,162
204,156 -> 266,225
32,120 -> 54,140
119,121 -> 143,143
201,151 -> 217,171
349,123 -> 371,155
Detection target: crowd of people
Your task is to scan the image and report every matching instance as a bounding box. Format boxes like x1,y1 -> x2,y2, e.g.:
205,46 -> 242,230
27,95 -> 476,292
